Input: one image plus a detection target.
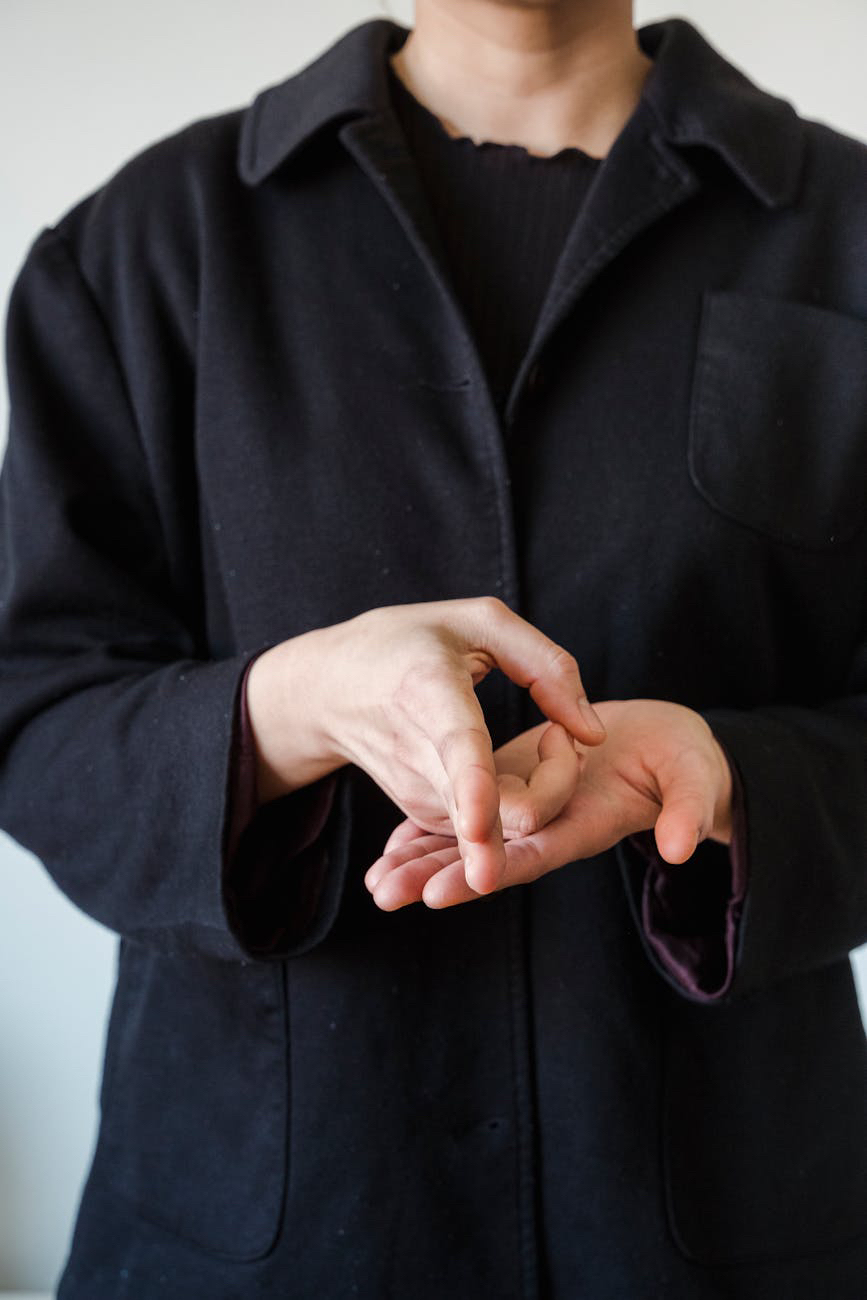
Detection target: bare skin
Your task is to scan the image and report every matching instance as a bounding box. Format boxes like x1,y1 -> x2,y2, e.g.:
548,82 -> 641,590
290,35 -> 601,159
365,702 -> 734,911
388,0 -> 654,160
248,0 -> 734,908
246,597 -> 605,896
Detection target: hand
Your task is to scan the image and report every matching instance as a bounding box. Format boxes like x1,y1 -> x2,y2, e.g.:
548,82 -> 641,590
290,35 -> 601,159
375,719 -> 583,856
246,597 -> 605,894
364,699 -> 733,910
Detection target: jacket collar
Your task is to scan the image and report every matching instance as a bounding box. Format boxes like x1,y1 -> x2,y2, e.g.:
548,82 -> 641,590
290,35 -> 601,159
237,15 -> 803,209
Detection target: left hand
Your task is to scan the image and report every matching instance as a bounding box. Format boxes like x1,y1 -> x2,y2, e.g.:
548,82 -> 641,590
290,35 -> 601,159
364,699 -> 733,910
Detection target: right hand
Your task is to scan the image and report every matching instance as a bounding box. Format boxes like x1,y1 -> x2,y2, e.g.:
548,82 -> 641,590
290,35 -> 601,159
246,596 -> 605,894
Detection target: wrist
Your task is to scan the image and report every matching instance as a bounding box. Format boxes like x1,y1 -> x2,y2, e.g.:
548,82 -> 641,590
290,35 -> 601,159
246,630 -> 345,803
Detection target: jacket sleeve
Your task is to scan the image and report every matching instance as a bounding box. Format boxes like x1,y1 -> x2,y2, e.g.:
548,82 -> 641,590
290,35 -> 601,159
0,225 -> 347,962
224,654 -> 342,956
618,692 -> 867,1003
698,699 -> 867,998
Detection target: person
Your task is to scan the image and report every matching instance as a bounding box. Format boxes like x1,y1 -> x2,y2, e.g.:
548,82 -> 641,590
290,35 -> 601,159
1,0 -> 866,1295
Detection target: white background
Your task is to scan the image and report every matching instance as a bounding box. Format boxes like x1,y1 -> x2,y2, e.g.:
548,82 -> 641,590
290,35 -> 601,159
2,1 -> 867,1291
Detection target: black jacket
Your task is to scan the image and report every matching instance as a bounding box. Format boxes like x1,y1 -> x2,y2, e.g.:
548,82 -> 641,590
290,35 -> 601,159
2,15 -> 867,1298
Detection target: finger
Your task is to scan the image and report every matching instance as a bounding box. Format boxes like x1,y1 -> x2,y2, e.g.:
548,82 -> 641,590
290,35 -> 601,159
399,664 -> 506,894
422,831 -> 552,908
653,760 -> 717,865
430,725 -> 506,894
372,844 -> 463,911
654,795 -> 709,863
421,858 -> 481,908
450,596 -> 607,747
499,723 -> 582,837
426,766 -> 662,908
365,833 -> 456,892
382,818 -> 428,856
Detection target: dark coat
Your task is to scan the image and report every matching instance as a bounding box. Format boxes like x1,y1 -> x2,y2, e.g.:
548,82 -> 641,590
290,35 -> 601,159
2,15 -> 867,1298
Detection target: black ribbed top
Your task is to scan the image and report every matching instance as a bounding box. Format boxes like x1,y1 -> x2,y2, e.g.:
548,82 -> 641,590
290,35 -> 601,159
387,63 -> 602,413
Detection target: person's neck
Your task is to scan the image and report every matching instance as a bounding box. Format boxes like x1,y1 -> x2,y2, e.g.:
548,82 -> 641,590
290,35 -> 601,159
389,0 -> 651,160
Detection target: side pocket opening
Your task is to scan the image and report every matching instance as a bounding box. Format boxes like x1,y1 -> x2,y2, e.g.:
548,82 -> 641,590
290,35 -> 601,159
96,941 -> 289,1260
662,960 -> 867,1265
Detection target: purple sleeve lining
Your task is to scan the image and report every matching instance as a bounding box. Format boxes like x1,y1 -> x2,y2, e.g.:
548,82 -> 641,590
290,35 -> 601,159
631,757 -> 748,1002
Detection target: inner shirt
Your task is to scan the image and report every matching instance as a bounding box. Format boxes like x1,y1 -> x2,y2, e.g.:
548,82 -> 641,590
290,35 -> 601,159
386,61 -> 603,416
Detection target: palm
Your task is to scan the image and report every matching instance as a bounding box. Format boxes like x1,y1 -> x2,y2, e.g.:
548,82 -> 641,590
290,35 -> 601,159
365,700 -> 731,911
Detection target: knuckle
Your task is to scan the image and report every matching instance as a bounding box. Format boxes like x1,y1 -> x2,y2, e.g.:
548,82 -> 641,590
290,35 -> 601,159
678,741 -> 714,780
511,803 -> 541,837
393,658 -> 453,711
521,840 -> 546,882
436,725 -> 490,768
477,594 -> 507,620
547,644 -> 580,679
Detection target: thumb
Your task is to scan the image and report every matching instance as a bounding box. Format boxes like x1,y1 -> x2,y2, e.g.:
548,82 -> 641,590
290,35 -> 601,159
450,597 -> 607,748
653,765 -> 716,865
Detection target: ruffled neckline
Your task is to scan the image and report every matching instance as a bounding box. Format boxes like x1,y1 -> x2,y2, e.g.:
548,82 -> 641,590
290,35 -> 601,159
387,63 -> 604,166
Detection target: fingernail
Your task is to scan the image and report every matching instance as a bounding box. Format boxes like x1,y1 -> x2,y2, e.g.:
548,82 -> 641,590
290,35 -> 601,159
579,697 -> 606,735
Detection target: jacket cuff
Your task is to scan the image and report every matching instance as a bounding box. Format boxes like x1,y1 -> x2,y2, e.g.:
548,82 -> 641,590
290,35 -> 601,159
221,652 -> 344,960
620,754 -> 748,1003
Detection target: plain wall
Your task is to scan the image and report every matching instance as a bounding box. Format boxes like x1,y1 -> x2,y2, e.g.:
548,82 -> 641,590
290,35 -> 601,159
2,1 -> 866,1290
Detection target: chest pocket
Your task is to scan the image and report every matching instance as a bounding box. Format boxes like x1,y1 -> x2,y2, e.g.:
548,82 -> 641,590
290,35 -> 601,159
688,290 -> 867,549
